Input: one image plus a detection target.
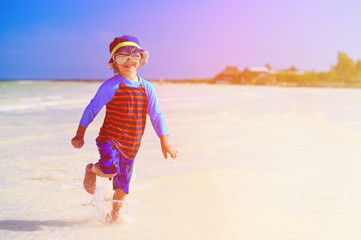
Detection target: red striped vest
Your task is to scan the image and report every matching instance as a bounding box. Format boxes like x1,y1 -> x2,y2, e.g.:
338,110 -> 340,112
98,84 -> 148,160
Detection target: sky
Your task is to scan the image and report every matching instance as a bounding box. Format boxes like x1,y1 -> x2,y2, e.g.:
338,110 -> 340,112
1,0 -> 361,80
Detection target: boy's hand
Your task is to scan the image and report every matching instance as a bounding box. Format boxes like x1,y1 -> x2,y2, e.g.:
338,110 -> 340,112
72,124 -> 86,148
160,135 -> 178,159
71,136 -> 84,148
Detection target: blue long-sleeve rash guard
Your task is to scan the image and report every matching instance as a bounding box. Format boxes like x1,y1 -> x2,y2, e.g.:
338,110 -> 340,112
79,74 -> 169,138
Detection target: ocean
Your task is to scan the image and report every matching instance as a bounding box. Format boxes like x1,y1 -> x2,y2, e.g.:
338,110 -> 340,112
1,80 -> 361,239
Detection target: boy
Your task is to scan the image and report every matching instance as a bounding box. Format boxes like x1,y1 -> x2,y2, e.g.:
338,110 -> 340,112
71,35 -> 178,222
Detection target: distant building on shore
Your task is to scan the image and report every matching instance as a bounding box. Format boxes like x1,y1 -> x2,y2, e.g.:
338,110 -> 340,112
246,67 -> 277,85
213,66 -> 241,84
214,65 -> 277,85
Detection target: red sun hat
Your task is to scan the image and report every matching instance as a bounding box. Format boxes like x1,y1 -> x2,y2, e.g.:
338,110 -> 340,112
108,35 -> 149,69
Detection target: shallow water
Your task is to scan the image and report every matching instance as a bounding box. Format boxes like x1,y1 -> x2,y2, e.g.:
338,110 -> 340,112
1,80 -> 361,239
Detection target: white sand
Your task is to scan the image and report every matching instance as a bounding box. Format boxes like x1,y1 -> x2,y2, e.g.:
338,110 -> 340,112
1,81 -> 361,239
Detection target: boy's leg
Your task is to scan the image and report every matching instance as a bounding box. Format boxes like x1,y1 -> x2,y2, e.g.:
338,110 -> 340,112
107,154 -> 134,221
83,163 -> 118,195
108,189 -> 127,222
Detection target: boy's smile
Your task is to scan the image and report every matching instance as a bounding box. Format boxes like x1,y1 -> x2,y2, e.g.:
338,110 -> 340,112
122,61 -> 137,69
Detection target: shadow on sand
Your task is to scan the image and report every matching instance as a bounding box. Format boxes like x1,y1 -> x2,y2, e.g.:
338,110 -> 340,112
0,219 -> 85,232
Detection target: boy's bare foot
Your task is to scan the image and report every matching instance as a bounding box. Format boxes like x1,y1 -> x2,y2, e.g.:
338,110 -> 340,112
83,163 -> 96,194
105,211 -> 122,224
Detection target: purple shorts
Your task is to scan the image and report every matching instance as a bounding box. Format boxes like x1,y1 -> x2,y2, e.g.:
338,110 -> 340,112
96,139 -> 135,194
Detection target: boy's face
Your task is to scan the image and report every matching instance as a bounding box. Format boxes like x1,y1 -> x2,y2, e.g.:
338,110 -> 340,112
114,53 -> 141,76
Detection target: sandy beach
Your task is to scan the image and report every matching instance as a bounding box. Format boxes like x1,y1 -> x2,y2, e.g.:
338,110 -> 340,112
1,80 -> 361,239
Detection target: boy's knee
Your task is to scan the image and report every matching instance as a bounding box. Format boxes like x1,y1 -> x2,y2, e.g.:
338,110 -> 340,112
108,172 -> 118,178
92,163 -> 118,178
114,189 -> 127,199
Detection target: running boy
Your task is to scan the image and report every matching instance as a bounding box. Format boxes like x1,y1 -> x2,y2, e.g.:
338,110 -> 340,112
71,35 -> 178,222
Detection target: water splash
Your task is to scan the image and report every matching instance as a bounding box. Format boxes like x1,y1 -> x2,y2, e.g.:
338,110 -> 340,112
89,184 -> 141,223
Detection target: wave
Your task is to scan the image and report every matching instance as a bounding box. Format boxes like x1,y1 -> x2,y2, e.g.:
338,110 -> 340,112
18,80 -> 35,84
0,98 -> 89,112
0,134 -> 51,144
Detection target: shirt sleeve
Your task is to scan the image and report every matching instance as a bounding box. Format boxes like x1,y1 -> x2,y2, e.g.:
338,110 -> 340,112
144,81 -> 169,137
79,80 -> 117,128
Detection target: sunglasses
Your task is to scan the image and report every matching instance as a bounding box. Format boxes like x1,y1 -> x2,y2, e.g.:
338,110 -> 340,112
114,54 -> 141,64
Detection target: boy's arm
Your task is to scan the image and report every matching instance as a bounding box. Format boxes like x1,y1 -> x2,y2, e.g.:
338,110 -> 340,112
143,80 -> 178,159
71,124 -> 87,148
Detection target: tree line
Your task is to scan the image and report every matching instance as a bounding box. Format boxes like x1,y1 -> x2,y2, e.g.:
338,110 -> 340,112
229,52 -> 361,87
